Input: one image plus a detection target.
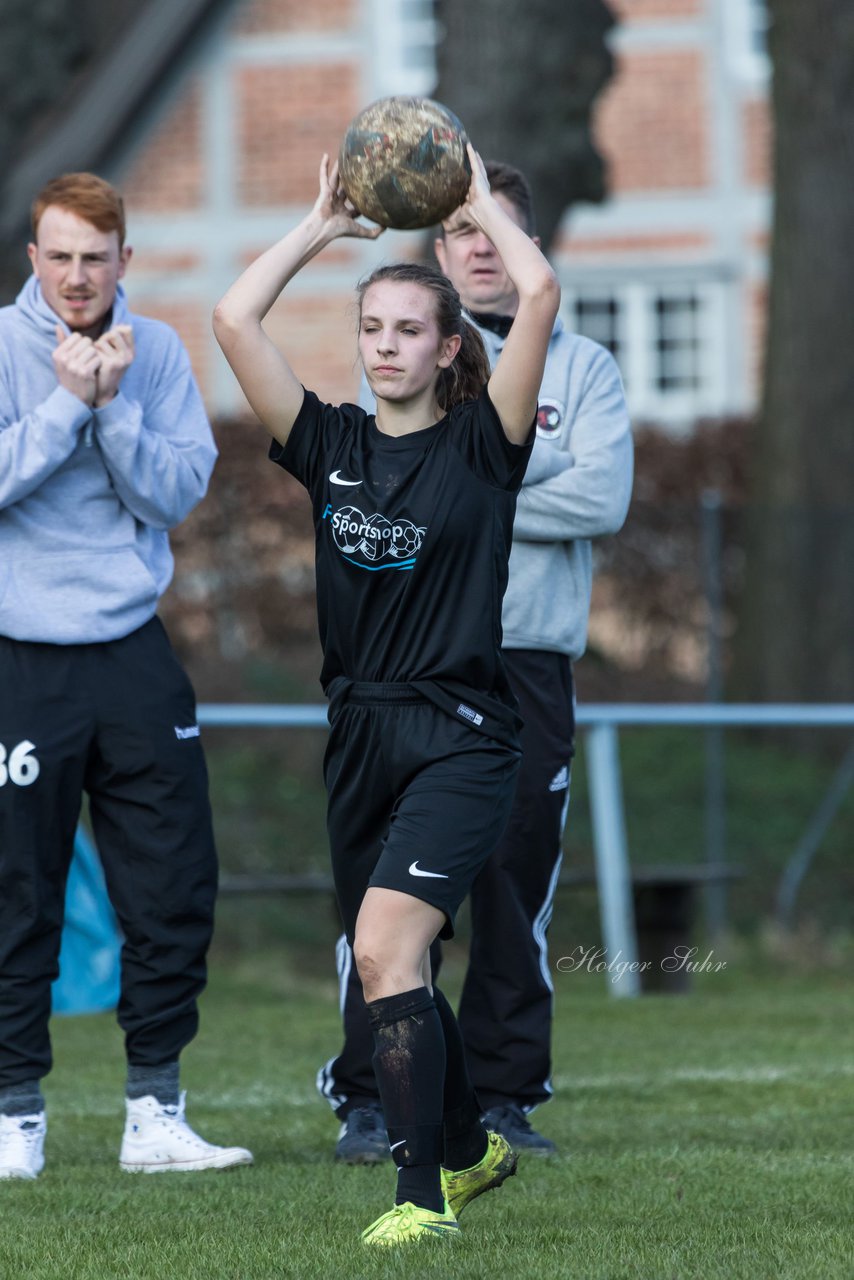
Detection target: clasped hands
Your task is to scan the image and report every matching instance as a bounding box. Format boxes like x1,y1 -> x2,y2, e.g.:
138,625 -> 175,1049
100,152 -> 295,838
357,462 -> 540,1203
53,324 -> 135,408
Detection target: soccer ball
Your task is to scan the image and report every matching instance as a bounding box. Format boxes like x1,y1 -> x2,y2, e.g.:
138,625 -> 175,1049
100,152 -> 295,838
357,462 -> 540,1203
392,520 -> 424,559
360,513 -> 392,561
338,96 -> 471,230
332,505 -> 365,555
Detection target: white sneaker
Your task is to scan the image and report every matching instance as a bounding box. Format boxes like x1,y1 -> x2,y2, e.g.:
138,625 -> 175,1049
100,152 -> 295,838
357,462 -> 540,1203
119,1092 -> 253,1173
0,1112 -> 46,1179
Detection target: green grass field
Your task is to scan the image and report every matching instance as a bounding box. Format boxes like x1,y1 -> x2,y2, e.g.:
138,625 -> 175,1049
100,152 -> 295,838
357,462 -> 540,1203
3,955 -> 852,1280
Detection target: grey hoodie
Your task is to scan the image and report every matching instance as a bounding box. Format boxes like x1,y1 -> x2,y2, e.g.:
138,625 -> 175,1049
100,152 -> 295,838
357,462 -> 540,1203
483,315 -> 633,660
0,278 -> 217,644
360,314 -> 633,661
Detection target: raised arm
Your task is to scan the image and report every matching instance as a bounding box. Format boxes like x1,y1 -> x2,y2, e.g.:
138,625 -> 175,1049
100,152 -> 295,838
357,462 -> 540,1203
213,156 -> 382,446
461,148 -> 561,445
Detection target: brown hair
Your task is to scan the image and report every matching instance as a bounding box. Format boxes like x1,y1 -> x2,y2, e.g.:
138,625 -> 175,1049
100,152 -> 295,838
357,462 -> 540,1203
436,161 -> 536,239
484,162 -> 536,236
357,262 -> 490,411
31,173 -> 126,248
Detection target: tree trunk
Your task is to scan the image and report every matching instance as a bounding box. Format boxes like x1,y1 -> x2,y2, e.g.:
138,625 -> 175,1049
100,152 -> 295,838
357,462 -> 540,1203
733,0 -> 854,701
433,0 -> 616,254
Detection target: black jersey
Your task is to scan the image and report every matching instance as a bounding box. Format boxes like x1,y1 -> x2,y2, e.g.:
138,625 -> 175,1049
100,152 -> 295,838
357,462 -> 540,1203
270,385 -> 533,745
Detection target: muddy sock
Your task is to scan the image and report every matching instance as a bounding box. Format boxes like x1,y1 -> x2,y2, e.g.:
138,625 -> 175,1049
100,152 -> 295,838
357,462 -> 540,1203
367,986 -> 445,1213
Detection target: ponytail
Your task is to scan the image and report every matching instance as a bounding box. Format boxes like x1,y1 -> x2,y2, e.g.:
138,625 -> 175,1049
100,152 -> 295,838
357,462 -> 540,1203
436,318 -> 489,411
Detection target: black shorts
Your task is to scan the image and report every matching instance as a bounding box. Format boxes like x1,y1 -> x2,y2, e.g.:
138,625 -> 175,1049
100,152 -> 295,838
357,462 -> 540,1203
324,683 -> 520,941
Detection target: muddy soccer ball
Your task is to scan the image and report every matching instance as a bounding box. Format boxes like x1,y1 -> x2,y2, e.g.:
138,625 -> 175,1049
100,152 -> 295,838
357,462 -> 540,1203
338,96 -> 471,230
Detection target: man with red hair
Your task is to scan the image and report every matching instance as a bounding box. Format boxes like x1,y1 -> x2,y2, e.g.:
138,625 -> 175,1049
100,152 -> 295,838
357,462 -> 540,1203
0,173 -> 252,1179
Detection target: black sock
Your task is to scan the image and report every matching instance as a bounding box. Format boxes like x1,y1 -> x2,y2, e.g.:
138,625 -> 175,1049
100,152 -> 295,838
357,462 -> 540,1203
432,986 -> 488,1171
395,1156 -> 444,1212
367,986 -> 445,1213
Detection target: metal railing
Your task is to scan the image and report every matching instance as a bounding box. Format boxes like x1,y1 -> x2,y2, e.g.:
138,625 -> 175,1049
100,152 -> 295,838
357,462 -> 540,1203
198,701 -> 854,997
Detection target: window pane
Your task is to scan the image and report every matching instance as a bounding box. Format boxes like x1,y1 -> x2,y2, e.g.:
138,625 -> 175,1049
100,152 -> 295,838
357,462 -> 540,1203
653,292 -> 702,392
372,0 -> 437,96
573,295 -> 622,363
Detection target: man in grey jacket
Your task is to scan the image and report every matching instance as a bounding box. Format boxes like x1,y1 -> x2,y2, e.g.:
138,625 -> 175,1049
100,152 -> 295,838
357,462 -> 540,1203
0,172 -> 251,1179
319,162 -> 633,1159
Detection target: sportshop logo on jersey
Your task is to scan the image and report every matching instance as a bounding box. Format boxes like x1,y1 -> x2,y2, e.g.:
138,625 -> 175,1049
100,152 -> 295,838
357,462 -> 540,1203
322,502 -> 426,571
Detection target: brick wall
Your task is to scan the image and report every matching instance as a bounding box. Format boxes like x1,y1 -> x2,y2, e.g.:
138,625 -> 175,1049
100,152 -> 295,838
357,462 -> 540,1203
264,290 -> 362,397
236,64 -> 359,206
742,96 -> 772,187
119,299 -> 210,411
235,0 -> 356,34
610,0 -> 703,18
595,50 -> 710,192
558,230 -> 712,259
121,80 -> 204,212
746,277 -> 768,403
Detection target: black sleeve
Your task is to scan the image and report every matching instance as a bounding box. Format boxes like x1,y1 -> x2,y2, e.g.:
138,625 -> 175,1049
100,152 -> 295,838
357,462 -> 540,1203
448,384 -> 534,492
268,390 -> 362,498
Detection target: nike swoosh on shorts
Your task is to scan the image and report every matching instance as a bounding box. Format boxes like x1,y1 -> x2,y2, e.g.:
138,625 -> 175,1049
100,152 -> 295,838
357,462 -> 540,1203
329,470 -> 362,486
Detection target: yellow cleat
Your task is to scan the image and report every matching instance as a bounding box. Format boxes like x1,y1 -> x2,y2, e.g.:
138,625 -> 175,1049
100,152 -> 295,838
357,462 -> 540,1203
361,1199 -> 460,1246
442,1131 -> 518,1217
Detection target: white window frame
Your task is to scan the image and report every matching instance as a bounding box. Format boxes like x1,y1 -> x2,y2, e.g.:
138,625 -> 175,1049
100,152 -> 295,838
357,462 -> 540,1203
369,0 -> 438,98
563,279 -> 733,429
570,295 -> 624,369
726,0 -> 771,85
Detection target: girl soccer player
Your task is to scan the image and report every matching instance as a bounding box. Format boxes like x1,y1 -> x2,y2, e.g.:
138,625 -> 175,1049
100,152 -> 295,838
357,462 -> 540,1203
213,148 -> 560,1246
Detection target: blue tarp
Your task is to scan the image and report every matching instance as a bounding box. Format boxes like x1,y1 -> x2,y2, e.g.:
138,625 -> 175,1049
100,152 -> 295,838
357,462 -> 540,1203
52,827 -> 121,1016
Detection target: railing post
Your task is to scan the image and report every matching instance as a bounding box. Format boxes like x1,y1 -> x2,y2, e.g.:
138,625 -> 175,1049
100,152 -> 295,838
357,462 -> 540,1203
585,722 -> 641,997
701,488 -> 728,937
776,737 -> 854,928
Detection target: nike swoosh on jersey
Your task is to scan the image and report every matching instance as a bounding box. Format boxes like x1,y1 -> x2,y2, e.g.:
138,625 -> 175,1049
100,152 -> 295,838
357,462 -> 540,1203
408,861 -> 449,879
329,470 -> 362,486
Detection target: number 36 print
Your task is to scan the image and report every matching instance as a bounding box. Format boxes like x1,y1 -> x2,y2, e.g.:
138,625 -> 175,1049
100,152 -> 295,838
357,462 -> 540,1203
0,740 -> 41,787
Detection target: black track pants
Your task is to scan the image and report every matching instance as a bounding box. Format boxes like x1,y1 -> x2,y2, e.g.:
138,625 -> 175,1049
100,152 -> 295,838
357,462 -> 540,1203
318,650 -> 574,1117
0,619 -> 217,1089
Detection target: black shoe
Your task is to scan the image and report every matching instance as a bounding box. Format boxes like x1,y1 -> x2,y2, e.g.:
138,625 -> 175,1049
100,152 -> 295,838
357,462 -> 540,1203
481,1103 -> 557,1155
334,1103 -> 390,1165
